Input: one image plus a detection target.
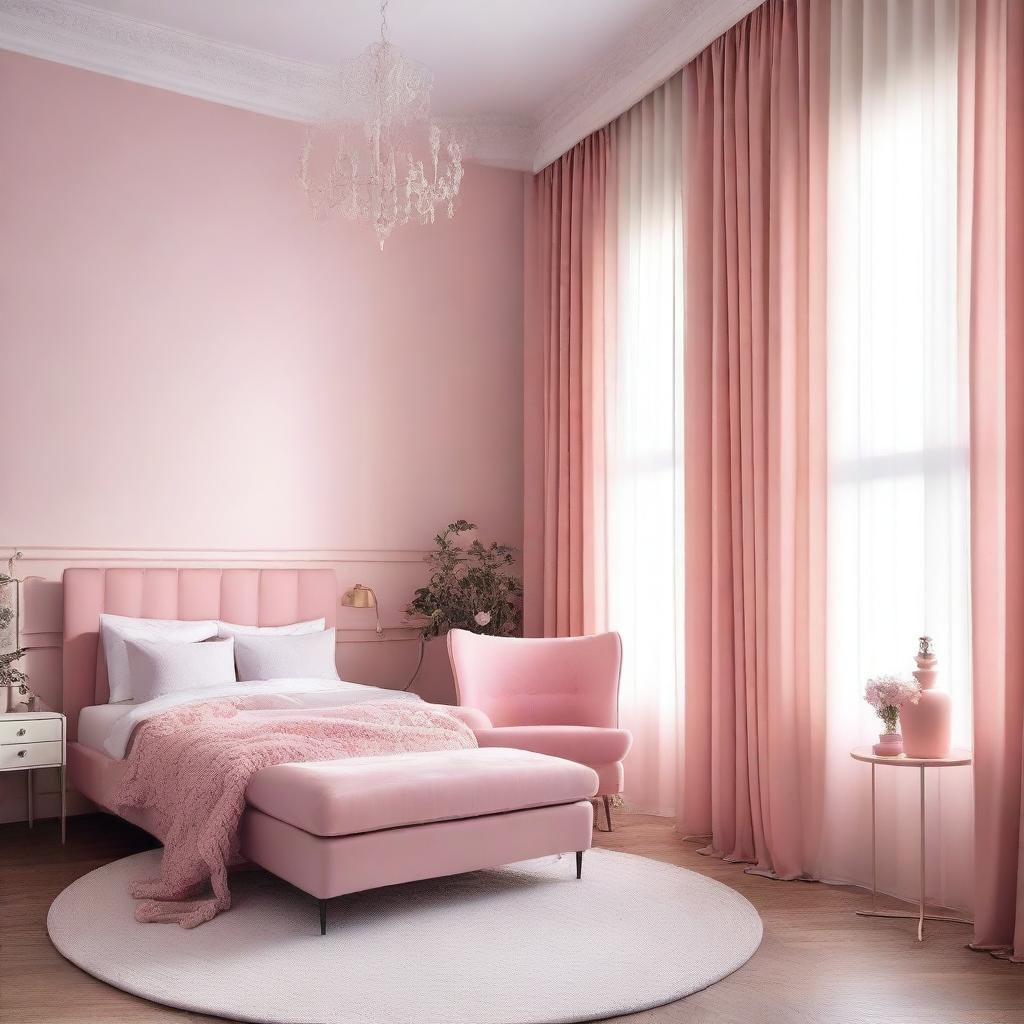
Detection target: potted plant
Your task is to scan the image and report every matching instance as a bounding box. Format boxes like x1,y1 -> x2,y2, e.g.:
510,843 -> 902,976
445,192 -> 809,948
864,674 -> 921,756
406,520 -> 522,640
0,558 -> 31,712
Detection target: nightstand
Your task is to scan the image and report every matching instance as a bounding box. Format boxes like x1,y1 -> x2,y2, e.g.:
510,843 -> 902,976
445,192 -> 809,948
1,711 -> 66,843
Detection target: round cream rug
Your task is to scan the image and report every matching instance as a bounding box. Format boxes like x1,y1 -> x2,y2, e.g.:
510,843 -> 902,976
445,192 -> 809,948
48,848 -> 761,1024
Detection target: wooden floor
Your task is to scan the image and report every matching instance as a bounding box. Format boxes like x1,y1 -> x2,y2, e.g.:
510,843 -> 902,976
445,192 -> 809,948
2,811 -> 1022,1024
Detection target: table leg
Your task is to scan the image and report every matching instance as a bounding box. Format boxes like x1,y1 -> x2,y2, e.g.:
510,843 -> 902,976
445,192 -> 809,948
870,763 -> 877,913
918,765 -> 925,941
26,768 -> 33,828
60,764 -> 66,845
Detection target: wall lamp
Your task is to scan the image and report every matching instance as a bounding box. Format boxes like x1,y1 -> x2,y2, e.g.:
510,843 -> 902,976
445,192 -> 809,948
340,583 -> 384,639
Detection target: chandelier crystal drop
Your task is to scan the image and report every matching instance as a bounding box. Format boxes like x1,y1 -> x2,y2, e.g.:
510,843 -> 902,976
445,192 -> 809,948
299,0 -> 464,250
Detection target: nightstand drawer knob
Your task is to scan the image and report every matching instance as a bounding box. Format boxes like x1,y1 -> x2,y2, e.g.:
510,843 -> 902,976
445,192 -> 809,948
16,728 -> 26,736
16,749 -> 27,758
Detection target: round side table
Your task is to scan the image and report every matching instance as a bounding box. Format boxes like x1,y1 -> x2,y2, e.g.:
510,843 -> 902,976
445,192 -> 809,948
850,746 -> 972,941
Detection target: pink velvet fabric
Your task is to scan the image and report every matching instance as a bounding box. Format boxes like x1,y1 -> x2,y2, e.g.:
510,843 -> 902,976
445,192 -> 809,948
680,0 -> 829,879
240,802 -> 595,902
523,131 -> 611,637
447,629 -> 629,796
449,630 -> 622,727
116,697 -> 476,928
68,741 -> 162,837
472,725 -> 631,765
246,747 -> 598,837
960,0 -> 1024,962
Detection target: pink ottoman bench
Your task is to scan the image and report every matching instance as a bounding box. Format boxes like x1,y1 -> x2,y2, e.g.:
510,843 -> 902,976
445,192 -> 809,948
239,746 -> 598,934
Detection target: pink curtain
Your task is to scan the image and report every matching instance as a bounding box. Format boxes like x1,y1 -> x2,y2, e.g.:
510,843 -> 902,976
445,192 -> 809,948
680,0 -> 829,878
960,0 -> 1024,963
523,132 -> 612,638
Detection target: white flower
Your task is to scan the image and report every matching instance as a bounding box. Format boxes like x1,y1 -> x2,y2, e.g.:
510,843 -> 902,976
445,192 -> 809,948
474,611 -> 492,627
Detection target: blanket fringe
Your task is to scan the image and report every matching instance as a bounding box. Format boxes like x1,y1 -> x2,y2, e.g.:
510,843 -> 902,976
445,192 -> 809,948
134,896 -> 223,929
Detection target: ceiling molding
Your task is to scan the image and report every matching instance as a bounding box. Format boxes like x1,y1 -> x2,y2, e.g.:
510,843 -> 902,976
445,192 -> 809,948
0,0 -> 761,175
531,0 -> 762,172
0,0 -> 334,120
436,115 -> 536,172
0,0 -> 536,170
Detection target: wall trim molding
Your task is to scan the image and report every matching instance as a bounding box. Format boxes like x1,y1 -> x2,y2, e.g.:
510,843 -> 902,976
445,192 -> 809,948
0,0 -> 760,174
6,545 -> 430,565
19,628 -> 422,647
0,0 -> 535,170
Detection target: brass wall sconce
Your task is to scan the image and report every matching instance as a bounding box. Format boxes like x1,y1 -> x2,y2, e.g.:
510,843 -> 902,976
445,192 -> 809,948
340,583 -> 384,639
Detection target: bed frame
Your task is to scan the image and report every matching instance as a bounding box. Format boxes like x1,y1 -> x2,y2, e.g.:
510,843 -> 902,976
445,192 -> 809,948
63,567 -> 339,833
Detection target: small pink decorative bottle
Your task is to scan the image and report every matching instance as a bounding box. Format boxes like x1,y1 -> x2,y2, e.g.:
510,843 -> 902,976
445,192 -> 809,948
899,636 -> 952,759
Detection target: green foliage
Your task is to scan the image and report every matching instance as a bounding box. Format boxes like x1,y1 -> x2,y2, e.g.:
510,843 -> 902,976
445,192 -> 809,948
0,647 -> 28,690
880,704 -> 900,734
0,573 -> 28,691
405,520 -> 523,641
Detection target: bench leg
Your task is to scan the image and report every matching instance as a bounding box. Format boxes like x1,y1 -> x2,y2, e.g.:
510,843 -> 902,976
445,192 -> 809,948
576,851 -> 583,879
319,899 -> 327,936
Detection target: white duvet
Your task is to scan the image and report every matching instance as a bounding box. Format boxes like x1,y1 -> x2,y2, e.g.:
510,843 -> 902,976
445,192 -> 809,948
95,679 -> 423,759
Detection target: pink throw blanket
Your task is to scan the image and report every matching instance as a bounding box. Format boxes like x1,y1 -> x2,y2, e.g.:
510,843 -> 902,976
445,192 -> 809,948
115,697 -> 477,928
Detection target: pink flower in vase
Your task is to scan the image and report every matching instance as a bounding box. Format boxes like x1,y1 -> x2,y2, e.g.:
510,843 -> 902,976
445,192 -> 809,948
865,674 -> 921,755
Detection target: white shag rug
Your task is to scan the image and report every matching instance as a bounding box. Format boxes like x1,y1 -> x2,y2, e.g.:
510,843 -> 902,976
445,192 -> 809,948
48,848 -> 761,1024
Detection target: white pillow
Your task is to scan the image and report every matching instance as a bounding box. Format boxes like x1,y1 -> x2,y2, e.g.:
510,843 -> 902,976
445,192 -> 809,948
125,637 -> 237,704
100,613 -> 218,704
234,629 -> 340,682
216,617 -> 325,639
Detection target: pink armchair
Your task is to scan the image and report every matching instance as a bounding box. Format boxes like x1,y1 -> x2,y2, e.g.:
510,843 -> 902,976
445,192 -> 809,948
447,629 -> 631,831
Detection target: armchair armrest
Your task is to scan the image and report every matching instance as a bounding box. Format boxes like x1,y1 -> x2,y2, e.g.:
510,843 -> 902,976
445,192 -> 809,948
443,705 -> 494,730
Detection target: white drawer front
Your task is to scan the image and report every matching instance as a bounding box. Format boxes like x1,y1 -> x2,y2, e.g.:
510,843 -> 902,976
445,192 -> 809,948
0,740 -> 63,770
0,718 -> 62,745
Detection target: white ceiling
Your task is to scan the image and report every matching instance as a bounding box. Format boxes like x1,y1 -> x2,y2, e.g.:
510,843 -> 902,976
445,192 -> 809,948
79,0 -> 672,119
0,0 -> 761,169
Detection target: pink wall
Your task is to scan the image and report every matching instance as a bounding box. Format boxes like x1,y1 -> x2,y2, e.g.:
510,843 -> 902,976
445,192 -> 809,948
0,53 -> 525,822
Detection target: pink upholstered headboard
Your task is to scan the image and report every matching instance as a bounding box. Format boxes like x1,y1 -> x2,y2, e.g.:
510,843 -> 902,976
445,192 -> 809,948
62,568 -> 338,741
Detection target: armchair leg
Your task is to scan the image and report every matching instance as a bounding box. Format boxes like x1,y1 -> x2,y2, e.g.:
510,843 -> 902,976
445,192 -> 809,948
576,851 -> 583,879
602,794 -> 613,832
319,899 -> 327,936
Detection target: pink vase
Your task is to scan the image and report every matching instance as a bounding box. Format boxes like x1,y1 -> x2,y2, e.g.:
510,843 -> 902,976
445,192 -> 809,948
873,732 -> 904,756
899,636 -> 952,759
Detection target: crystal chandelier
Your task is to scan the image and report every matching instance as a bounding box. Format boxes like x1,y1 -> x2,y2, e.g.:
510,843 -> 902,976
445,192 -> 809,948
300,0 -> 464,250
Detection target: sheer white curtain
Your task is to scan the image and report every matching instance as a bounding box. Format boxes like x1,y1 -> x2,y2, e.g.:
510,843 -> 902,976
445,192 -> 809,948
820,0 -> 974,909
606,74 -> 685,816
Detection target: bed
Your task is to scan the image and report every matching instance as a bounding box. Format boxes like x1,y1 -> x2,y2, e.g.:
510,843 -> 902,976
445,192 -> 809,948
63,566 -> 424,835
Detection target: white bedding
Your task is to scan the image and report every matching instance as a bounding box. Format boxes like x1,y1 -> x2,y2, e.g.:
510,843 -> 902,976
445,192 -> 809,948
78,680 -> 423,760
78,702 -> 135,754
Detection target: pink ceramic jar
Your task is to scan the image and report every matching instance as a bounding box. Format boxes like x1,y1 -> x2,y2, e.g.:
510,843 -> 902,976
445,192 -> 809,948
899,636 -> 952,759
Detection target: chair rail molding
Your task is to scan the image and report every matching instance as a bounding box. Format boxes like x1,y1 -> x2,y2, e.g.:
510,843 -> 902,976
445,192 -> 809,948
1,0 -> 762,174
4,545 -> 430,565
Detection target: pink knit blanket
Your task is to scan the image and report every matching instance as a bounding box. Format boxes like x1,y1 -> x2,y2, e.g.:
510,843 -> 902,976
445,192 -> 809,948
115,697 -> 477,928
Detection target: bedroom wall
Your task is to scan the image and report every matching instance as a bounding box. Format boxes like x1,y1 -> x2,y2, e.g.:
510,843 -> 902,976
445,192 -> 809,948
0,51 -> 525,823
